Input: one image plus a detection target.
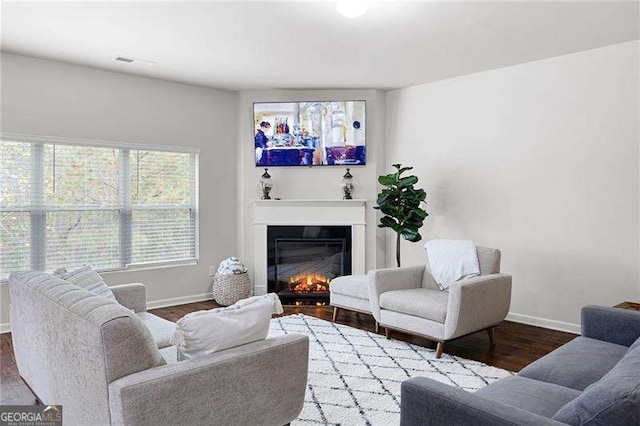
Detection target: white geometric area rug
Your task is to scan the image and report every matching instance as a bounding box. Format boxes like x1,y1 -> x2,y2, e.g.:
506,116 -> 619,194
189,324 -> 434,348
268,314 -> 512,426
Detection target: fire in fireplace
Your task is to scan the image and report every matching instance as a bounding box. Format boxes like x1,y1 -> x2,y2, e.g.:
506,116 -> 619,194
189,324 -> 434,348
267,226 -> 352,305
288,273 -> 331,294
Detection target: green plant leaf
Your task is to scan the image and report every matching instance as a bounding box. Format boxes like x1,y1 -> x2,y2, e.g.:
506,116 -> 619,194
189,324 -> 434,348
401,230 -> 419,241
379,216 -> 398,227
415,189 -> 427,201
413,209 -> 428,219
378,174 -> 397,186
398,175 -> 418,188
402,224 -> 421,232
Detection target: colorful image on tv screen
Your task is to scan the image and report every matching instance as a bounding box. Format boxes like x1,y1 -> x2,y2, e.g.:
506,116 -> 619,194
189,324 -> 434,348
254,101 -> 366,167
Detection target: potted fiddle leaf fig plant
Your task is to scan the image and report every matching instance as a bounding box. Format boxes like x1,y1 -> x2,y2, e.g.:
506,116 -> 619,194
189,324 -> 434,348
374,164 -> 428,267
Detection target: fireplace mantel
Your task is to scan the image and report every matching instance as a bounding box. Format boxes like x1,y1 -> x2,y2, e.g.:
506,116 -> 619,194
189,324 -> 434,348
252,199 -> 367,295
253,199 -> 366,206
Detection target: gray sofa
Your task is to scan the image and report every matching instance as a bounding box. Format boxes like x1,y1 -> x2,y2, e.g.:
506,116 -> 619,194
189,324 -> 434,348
9,271 -> 309,426
401,305 -> 640,425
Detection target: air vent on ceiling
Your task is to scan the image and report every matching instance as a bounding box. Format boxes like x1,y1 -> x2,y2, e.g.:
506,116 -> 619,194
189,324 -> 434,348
114,57 -> 156,67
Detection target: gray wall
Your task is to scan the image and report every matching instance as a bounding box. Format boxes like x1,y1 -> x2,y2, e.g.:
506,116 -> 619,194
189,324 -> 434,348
2,41 -> 639,332
0,53 -> 239,327
384,41 -> 640,331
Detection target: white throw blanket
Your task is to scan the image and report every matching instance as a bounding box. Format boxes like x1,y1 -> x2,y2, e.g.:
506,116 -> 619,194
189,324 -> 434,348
424,239 -> 480,291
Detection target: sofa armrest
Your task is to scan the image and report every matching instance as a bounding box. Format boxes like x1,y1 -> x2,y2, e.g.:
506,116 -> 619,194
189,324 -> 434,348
401,377 -> 563,426
581,305 -> 640,346
108,334 -> 309,426
444,274 -> 512,340
368,266 -> 425,322
110,283 -> 147,313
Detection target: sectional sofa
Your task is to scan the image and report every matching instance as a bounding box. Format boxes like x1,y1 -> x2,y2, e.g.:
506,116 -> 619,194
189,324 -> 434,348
401,305 -> 640,425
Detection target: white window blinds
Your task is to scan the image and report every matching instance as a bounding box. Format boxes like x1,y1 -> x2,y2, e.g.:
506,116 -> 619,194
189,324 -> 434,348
0,139 -> 198,278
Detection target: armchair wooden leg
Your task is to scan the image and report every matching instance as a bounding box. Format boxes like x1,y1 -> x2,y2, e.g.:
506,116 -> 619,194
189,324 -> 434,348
385,327 -> 391,339
487,327 -> 496,349
435,341 -> 445,359
332,307 -> 339,322
374,321 -> 379,334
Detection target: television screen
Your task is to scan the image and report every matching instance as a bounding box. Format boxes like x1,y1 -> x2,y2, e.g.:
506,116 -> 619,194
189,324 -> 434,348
254,101 -> 366,167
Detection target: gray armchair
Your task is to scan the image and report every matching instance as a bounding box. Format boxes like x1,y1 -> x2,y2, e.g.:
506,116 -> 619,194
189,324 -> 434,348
368,246 -> 512,358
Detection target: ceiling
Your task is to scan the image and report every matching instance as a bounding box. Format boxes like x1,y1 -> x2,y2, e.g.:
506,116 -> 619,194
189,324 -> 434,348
2,1 -> 639,90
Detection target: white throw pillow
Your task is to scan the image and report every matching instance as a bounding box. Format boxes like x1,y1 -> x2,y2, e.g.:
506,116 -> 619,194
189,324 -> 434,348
171,298 -> 273,360
233,293 -> 284,315
61,265 -> 116,300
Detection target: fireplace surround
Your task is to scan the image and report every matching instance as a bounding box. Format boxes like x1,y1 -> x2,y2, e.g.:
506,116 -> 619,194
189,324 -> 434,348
252,199 -> 366,298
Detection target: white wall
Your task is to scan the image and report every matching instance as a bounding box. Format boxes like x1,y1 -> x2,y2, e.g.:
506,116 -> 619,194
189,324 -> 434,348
385,41 -> 640,332
236,90 -> 387,291
0,53 -> 238,327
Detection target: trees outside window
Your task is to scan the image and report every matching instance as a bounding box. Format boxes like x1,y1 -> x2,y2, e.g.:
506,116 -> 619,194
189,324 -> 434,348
0,140 -> 198,278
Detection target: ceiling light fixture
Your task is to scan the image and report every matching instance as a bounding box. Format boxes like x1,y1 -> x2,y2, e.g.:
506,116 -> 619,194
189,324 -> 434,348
336,0 -> 369,19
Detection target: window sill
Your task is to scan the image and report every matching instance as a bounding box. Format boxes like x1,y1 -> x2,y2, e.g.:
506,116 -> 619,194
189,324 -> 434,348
0,259 -> 199,285
103,260 -> 199,275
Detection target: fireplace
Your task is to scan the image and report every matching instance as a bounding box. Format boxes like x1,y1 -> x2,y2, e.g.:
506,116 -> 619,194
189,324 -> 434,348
267,226 -> 352,305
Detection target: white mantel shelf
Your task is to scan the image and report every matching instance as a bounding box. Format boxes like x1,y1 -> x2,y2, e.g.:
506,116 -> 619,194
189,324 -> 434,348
252,199 -> 367,295
253,199 -> 366,206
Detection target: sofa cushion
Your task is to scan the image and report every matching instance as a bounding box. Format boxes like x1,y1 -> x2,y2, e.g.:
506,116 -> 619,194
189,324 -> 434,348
553,346 -> 640,425
380,288 -> 448,323
629,336 -> 640,352
475,376 -> 581,418
330,275 -> 369,300
137,312 -> 176,349
519,336 -> 628,391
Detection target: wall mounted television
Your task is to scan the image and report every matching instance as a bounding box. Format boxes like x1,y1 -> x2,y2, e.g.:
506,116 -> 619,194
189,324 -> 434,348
254,101 -> 366,167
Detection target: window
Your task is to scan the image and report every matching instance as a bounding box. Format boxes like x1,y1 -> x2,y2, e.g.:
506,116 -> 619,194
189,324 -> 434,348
0,138 -> 198,278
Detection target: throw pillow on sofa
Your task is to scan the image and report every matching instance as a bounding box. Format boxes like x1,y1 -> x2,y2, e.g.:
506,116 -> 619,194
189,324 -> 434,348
171,298 -> 273,360
59,265 -> 116,300
233,292 -> 284,315
553,345 -> 640,425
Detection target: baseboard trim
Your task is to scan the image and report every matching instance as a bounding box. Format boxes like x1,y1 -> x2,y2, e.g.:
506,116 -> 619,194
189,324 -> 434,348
1,301 -> 580,336
146,293 -> 214,310
506,312 -> 580,335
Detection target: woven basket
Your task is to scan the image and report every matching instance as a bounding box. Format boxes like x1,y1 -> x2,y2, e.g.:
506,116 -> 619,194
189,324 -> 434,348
211,272 -> 251,306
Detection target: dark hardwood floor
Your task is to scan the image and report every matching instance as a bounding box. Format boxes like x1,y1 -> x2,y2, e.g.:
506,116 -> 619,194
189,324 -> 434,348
0,301 -> 576,405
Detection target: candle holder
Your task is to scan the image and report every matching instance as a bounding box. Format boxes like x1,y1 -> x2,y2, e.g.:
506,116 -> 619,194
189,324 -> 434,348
260,168 -> 272,200
341,168 -> 353,200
